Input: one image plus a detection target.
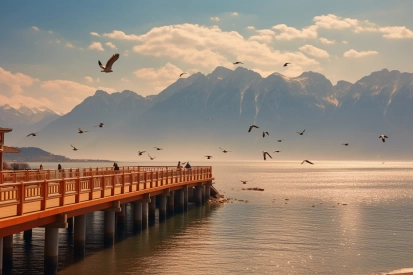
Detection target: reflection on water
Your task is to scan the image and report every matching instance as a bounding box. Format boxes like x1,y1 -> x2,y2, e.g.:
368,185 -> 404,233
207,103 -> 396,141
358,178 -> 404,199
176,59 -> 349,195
4,161 -> 413,275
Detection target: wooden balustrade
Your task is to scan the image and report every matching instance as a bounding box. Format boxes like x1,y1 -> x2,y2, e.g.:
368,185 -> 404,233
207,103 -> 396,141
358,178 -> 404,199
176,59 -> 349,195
0,167 -> 212,219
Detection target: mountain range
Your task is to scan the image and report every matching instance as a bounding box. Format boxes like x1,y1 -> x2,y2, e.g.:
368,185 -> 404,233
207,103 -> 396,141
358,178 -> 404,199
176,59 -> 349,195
3,67 -> 413,161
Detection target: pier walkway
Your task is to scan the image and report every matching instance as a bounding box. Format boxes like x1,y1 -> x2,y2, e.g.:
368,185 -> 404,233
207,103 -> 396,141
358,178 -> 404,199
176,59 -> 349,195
0,165 -> 214,274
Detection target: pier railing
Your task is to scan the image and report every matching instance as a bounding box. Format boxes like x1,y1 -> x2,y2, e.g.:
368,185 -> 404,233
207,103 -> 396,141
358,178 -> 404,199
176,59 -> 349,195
0,166 -> 212,219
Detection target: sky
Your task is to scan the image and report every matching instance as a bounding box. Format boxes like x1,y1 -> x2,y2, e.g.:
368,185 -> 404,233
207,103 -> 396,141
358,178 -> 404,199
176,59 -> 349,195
0,0 -> 412,114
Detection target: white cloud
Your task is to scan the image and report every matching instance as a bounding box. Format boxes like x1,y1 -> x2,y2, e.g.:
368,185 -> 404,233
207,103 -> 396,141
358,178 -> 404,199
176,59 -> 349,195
121,77 -> 129,82
124,24 -> 318,71
0,66 -> 39,93
90,32 -> 100,37
65,42 -> 74,48
299,44 -> 329,58
343,49 -> 378,58
134,63 -> 183,92
103,30 -> 140,41
319,37 -> 336,44
123,50 -> 129,56
246,26 -> 255,30
210,17 -> 220,22
342,40 -> 348,44
105,42 -> 117,49
95,77 -> 100,83
88,41 -> 105,51
248,29 -> 275,43
55,39 -> 61,44
31,26 -> 39,31
379,26 -> 413,39
84,76 -> 93,83
231,12 -> 239,16
272,24 -> 318,40
313,14 -> 359,30
48,30 -> 53,34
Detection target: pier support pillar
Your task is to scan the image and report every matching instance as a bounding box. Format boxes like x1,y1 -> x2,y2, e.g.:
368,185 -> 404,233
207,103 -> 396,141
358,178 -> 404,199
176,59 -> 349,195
118,204 -> 126,225
0,237 -> 3,275
3,235 -> 13,269
142,199 -> 149,229
177,188 -> 185,212
159,192 -> 168,221
183,185 -> 188,210
67,217 -> 74,232
133,201 -> 142,232
205,183 -> 211,201
195,183 -> 203,206
74,215 -> 86,259
167,190 -> 175,216
149,196 -> 156,220
43,214 -> 67,275
104,201 -> 121,246
23,229 -> 32,243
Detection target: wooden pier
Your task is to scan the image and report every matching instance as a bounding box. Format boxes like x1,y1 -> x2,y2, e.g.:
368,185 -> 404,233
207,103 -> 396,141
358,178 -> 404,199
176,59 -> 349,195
0,165 -> 214,274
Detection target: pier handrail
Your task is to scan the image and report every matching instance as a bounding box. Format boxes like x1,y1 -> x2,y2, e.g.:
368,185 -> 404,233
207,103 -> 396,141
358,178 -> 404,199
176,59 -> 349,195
0,166 -> 213,223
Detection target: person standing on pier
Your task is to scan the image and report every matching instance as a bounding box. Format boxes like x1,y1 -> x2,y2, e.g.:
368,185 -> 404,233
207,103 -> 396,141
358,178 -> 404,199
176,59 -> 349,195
185,162 -> 191,169
114,163 -> 120,171
177,161 -> 182,169
58,164 -> 62,172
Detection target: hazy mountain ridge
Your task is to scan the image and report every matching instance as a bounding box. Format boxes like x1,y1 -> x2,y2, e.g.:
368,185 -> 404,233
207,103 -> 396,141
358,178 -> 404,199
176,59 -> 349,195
5,68 -> 413,160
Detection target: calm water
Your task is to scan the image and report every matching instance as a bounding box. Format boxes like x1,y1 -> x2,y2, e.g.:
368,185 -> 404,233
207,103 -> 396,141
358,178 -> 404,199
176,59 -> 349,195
5,161 -> 413,275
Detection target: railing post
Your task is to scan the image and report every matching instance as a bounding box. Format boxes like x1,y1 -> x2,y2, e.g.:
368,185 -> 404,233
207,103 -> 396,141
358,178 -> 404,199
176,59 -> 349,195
25,170 -> 29,181
41,180 -> 47,210
75,177 -> 80,203
129,173 -> 133,192
60,178 -> 66,206
144,172 -> 147,189
101,176 -> 105,198
89,176 -> 94,200
121,172 -> 125,194
17,181 -> 25,215
111,175 -> 115,196
150,171 -> 154,188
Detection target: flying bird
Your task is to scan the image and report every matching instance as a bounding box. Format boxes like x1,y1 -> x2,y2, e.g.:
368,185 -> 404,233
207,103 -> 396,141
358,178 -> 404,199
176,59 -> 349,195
138,151 -> 146,156
342,143 -> 349,146
206,118 -> 212,121
205,155 -> 213,159
277,139 -> 284,142
98,53 -> 120,73
262,131 -> 269,138
219,147 -> 231,153
301,160 -> 314,165
274,150 -> 280,153
70,144 -> 78,151
27,132 -> 38,137
240,180 -> 248,184
248,125 -> 259,132
179,72 -> 187,77
263,151 -> 272,161
297,129 -> 305,135
379,135 -> 388,143
283,63 -> 291,67
148,154 -> 156,160
153,147 -> 163,150
94,123 -> 104,128
233,61 -> 243,65
78,128 -> 88,134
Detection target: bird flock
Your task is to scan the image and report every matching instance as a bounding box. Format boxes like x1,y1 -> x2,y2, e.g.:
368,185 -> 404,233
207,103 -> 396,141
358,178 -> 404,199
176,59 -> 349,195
25,53 -> 389,163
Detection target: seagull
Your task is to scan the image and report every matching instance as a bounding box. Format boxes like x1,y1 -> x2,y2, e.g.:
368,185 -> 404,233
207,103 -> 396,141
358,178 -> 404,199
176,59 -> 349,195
248,125 -> 259,132
297,129 -> 305,135
301,160 -> 314,165
379,135 -> 388,143
205,155 -> 213,159
219,147 -> 231,153
262,131 -> 269,138
98,53 -> 120,73
274,150 -> 280,153
153,147 -> 163,150
148,154 -> 156,160
138,151 -> 146,156
277,139 -> 284,142
283,63 -> 291,67
94,123 -> 104,128
263,151 -> 272,160
233,61 -> 243,65
27,132 -> 38,137
179,72 -> 187,77
240,180 -> 248,184
70,144 -> 78,151
78,128 -> 88,134
342,143 -> 349,146
206,118 -> 212,121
